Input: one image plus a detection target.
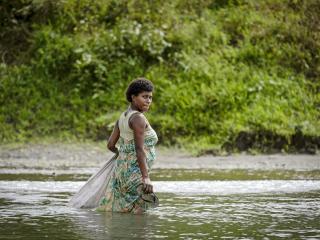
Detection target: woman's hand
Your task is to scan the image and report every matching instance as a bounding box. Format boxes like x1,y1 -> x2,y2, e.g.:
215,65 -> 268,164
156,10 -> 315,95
142,177 -> 153,194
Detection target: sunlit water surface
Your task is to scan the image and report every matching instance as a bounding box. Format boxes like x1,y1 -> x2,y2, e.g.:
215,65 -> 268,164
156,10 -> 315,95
1,178 -> 320,239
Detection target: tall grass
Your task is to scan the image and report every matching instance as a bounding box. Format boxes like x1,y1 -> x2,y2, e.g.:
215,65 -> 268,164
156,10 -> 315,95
0,0 -> 319,154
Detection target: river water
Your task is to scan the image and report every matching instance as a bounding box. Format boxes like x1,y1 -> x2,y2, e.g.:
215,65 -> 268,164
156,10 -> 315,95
1,172 -> 320,239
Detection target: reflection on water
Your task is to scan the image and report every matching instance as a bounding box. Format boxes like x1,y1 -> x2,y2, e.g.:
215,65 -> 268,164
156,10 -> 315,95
1,179 -> 320,239
1,180 -> 320,195
1,168 -> 320,181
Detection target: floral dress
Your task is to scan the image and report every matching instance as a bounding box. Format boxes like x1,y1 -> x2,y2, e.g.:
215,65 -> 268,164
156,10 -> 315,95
96,109 -> 158,213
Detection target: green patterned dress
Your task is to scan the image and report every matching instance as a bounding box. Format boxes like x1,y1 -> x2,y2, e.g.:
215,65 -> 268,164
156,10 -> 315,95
96,109 -> 158,213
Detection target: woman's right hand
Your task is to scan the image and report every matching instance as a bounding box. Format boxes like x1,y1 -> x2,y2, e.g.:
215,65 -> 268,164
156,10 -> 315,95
142,177 -> 153,193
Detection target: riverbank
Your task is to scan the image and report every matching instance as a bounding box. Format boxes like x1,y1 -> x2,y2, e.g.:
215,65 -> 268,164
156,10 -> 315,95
0,142 -> 319,171
2,1 -> 320,154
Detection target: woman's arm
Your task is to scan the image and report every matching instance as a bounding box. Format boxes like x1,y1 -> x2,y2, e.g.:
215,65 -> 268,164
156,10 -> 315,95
130,114 -> 153,193
107,120 -> 120,155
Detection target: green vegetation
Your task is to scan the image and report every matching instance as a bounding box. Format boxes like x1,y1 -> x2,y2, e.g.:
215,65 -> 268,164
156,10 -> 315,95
0,0 -> 319,154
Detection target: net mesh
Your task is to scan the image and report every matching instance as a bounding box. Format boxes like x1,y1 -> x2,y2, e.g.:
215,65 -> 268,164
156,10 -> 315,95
68,154 -> 117,209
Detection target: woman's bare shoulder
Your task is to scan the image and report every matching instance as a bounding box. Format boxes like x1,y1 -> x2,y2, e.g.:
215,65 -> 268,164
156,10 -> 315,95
129,112 -> 146,129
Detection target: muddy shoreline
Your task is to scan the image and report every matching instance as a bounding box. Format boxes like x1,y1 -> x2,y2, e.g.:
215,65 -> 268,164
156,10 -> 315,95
0,142 -> 319,171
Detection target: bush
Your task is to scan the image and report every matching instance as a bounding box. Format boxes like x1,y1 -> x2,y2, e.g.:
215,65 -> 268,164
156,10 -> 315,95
0,0 -> 319,154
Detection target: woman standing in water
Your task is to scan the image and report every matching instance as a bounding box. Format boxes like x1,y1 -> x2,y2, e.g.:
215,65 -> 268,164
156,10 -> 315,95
69,78 -> 159,214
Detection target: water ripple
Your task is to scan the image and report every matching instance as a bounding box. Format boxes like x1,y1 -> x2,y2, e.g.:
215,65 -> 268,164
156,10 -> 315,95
1,180 -> 320,195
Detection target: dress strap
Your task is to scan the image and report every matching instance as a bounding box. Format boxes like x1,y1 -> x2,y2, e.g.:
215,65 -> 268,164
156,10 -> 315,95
119,109 -> 145,140
125,109 -> 142,120
128,110 -> 150,127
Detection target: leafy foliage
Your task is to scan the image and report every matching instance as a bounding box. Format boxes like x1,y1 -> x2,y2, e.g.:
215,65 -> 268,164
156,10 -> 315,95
0,0 -> 319,154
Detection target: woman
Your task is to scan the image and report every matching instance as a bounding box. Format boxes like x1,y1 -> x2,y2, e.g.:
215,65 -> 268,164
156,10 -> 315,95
69,78 -> 159,214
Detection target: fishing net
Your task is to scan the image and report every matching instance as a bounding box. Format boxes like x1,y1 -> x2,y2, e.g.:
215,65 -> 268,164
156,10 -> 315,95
68,154 -> 117,209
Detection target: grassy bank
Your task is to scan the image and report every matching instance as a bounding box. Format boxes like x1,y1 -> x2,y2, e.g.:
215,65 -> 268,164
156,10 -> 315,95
0,0 -> 319,154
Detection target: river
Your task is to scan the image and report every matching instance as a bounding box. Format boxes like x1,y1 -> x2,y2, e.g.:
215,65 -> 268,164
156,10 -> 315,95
1,173 -> 320,239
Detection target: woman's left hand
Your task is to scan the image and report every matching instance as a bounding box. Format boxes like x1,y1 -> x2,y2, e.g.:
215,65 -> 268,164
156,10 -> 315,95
142,177 -> 153,193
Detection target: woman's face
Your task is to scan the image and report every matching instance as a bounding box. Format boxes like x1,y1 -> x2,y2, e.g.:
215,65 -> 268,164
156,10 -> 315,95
132,91 -> 153,112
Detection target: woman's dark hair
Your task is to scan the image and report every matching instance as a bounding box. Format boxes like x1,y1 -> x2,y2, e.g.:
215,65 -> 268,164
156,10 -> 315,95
126,78 -> 154,102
